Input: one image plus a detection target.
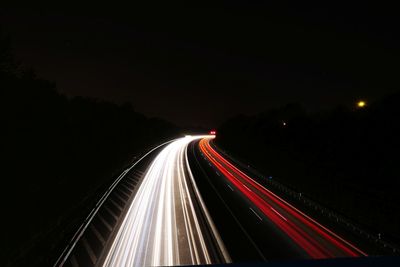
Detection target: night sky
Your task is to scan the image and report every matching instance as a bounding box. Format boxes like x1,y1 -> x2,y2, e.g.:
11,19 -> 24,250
1,3 -> 399,127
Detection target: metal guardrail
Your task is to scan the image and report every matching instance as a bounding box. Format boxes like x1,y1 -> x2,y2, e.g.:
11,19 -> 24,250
53,138 -> 177,267
263,177 -> 399,255
212,142 -> 400,256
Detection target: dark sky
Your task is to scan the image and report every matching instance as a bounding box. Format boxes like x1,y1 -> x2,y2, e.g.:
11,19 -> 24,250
1,3 -> 399,127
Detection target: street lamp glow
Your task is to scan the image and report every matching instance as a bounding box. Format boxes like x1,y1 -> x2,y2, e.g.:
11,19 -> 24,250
357,100 -> 366,108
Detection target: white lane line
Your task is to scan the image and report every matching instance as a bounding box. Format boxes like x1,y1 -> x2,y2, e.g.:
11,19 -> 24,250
249,207 -> 263,221
227,184 -> 234,191
215,171 -> 220,176
270,207 -> 288,221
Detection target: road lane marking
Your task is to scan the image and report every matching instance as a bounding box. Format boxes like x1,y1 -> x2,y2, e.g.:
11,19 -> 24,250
227,184 -> 234,191
249,207 -> 263,221
196,140 -> 267,261
201,138 -> 368,257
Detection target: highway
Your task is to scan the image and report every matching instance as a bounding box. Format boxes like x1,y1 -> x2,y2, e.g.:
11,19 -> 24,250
58,135 -> 369,266
198,137 -> 367,260
102,136 -> 230,266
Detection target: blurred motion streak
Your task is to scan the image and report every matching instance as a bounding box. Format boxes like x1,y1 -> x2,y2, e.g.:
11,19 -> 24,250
199,138 -> 367,259
103,136 -> 230,266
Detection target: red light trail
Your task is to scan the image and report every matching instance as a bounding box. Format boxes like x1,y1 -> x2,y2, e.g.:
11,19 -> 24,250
199,138 -> 367,259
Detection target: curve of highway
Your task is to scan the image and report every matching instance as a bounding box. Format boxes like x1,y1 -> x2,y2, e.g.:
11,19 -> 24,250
198,137 -> 367,259
102,136 -> 230,266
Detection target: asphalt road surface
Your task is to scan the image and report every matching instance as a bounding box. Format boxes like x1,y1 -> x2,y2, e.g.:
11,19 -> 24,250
102,136 -> 230,266
197,137 -> 367,260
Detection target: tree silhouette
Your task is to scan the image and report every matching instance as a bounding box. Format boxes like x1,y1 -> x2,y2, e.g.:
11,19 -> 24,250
217,95 -> 400,243
1,27 -> 179,266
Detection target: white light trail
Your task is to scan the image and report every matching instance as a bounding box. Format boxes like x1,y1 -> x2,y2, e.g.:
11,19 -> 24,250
102,136 -> 230,266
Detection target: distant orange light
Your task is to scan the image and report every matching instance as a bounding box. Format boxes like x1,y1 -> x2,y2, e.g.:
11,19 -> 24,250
357,100 -> 366,108
209,130 -> 216,135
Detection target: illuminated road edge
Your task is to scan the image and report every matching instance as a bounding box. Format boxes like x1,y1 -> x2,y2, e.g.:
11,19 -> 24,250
200,137 -> 367,259
102,136 -> 230,266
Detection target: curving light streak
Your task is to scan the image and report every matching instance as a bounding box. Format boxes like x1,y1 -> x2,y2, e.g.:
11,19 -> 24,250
103,136 -> 230,267
199,138 -> 367,259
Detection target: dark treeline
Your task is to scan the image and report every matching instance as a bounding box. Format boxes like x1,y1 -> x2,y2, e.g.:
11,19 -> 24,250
216,95 -> 400,243
1,28 -> 178,265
